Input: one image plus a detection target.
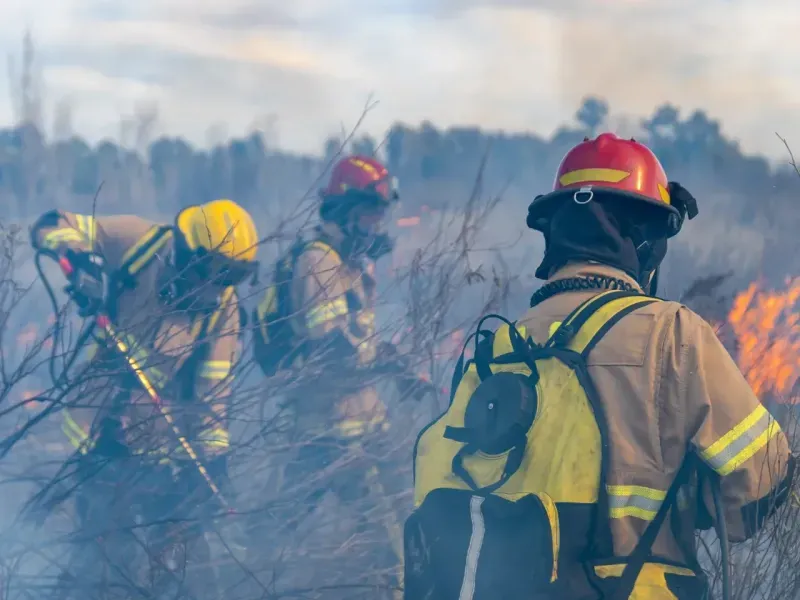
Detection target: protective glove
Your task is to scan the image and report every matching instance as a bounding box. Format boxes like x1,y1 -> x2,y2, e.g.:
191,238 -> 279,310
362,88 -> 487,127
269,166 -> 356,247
62,249 -> 111,317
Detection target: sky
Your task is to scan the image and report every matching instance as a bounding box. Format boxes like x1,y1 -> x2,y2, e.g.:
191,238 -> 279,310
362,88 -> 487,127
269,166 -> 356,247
0,0 -> 798,159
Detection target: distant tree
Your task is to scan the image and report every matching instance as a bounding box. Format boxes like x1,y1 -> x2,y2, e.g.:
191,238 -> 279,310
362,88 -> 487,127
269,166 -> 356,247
386,125 -> 407,174
642,104 -> 680,141
7,29 -> 43,131
351,134 -> 377,157
419,122 -> 442,179
52,98 -> 73,142
323,135 -> 343,164
681,110 -> 722,148
575,96 -> 609,136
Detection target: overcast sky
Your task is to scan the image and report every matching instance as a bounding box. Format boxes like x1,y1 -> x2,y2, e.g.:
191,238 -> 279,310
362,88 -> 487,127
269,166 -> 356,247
1,0 -> 797,159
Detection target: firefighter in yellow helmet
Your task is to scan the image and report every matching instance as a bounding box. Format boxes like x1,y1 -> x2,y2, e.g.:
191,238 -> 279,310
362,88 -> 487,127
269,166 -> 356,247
29,199 -> 258,599
406,134 -> 794,599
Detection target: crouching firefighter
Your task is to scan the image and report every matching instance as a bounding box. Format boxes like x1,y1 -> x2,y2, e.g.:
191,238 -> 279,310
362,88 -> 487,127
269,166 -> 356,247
30,199 -> 258,599
252,155 -> 432,587
404,134 -> 795,600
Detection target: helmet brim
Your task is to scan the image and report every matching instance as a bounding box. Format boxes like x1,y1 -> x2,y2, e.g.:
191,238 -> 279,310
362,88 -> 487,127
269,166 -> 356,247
526,187 -> 682,236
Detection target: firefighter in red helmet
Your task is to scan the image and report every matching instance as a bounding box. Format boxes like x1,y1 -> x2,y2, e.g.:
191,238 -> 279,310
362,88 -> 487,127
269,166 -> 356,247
526,132 -> 686,298
252,155 -> 428,589
405,133 -> 793,600
319,154 -> 399,261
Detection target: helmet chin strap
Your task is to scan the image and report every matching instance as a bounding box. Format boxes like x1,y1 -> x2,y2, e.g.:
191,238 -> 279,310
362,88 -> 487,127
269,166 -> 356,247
645,268 -> 660,296
633,233 -> 665,296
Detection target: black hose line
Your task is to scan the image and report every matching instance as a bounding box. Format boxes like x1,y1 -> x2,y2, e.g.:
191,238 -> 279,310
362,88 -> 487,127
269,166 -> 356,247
710,474 -> 731,600
34,249 -> 95,391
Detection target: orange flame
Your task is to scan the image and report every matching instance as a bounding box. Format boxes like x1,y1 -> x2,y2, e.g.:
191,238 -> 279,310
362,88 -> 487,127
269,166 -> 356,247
16,324 -> 38,346
728,278 -> 800,400
397,216 -> 421,228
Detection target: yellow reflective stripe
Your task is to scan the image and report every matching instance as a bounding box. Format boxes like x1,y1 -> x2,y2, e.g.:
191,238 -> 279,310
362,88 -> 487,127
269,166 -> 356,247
63,429 -> 87,453
306,297 -> 348,328
42,228 -> 84,249
566,294 -> 656,353
199,360 -> 232,380
699,404 -> 782,476
190,317 -> 205,339
607,485 -> 666,520
594,562 -> 695,579
337,420 -> 367,437
62,409 -> 93,454
199,427 -> 230,448
257,287 -> 278,322
74,214 -> 97,248
120,225 -> 160,266
537,493 -> 560,582
127,229 -> 173,276
336,414 -> 387,438
62,410 -> 88,440
206,287 -> 235,333
132,446 -> 173,465
308,240 -> 337,257
559,168 -> 630,187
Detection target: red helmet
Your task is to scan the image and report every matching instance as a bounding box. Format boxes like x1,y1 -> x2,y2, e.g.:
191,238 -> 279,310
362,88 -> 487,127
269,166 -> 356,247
321,155 -> 399,205
527,133 -> 682,235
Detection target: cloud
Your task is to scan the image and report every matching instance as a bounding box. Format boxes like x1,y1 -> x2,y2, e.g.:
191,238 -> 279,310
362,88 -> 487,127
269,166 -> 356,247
551,0 -> 800,157
0,0 -> 797,160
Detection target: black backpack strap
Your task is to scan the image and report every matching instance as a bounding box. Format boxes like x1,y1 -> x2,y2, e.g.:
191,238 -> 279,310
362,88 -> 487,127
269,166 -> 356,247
544,290 -> 661,559
103,225 -> 173,321
448,328 -> 494,405
610,456 -> 694,600
546,290 -> 649,350
277,237 -> 325,319
196,286 -> 237,342
447,426 -> 529,496
116,225 -> 174,285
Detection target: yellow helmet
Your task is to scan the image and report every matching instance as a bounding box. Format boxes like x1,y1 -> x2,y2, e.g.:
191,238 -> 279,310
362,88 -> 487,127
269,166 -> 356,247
176,199 -> 259,263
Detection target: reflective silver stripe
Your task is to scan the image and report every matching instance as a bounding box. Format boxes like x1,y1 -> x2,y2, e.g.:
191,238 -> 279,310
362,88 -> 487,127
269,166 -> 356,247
459,496 -> 485,600
306,297 -> 348,328
699,404 -> 780,476
198,360 -> 232,380
607,485 -> 666,520
42,228 -> 84,249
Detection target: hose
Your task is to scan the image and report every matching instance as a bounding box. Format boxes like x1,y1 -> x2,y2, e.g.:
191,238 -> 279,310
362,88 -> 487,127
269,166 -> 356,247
34,249 -> 95,391
710,474 -> 731,600
54,254 -> 233,510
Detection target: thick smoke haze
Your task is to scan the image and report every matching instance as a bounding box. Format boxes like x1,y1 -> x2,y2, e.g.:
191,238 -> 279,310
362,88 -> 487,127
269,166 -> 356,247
0,6 -> 798,599
1,0 -> 797,159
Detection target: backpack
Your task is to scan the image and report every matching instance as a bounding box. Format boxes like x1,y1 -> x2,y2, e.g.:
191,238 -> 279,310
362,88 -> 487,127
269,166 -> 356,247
252,238 -> 340,376
404,290 -> 690,600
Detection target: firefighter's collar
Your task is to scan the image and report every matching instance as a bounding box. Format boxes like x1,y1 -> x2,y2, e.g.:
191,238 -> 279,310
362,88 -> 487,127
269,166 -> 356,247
550,262 -> 643,292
